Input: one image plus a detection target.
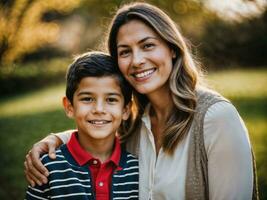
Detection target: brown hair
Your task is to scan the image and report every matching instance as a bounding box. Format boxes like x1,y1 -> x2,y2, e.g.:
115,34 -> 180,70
107,2 -> 202,154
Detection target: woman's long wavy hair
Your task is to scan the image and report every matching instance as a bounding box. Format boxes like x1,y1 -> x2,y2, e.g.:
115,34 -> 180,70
107,2 -> 202,155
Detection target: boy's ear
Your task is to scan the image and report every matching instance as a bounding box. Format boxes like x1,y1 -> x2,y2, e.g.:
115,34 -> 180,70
122,102 -> 132,121
63,96 -> 74,118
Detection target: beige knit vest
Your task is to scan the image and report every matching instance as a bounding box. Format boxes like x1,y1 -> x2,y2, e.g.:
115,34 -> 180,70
126,88 -> 258,200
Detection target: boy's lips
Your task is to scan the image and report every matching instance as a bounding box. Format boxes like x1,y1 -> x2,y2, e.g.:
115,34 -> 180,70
88,120 -> 111,125
131,68 -> 156,80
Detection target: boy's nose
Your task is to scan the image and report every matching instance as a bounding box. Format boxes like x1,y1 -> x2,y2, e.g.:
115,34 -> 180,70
93,101 -> 106,114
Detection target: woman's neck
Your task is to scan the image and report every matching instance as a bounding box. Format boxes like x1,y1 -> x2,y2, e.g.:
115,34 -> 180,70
146,83 -> 174,154
147,83 -> 174,122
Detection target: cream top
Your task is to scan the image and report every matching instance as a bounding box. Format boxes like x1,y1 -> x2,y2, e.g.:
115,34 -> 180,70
56,101 -> 253,200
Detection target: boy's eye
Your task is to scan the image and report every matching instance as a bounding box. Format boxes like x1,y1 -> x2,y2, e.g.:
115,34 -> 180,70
81,97 -> 93,102
106,97 -> 119,103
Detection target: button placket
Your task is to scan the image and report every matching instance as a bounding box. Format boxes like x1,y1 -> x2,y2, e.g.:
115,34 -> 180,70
93,160 -> 98,165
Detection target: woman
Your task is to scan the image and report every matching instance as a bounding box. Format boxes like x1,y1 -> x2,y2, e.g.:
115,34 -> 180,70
24,2 -> 258,199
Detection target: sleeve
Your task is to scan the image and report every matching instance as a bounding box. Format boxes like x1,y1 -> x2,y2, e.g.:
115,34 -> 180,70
53,129 -> 74,144
203,101 -> 253,200
25,184 -> 49,199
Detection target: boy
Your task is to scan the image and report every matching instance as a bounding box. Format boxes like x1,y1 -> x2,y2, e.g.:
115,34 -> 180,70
25,52 -> 139,199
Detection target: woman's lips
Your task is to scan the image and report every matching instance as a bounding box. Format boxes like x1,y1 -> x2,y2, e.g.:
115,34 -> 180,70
131,68 -> 156,82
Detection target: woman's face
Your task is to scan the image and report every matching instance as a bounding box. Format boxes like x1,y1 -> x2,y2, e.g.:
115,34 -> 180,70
116,19 -> 175,95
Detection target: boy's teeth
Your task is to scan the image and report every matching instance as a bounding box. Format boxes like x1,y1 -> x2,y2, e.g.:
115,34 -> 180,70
135,69 -> 154,78
90,120 -> 108,124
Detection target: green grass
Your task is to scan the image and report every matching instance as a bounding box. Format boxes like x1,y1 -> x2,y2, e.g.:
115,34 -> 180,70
207,68 -> 267,198
0,68 -> 266,199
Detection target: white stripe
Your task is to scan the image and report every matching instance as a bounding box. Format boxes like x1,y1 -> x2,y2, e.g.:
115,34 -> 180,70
50,177 -> 90,184
50,183 -> 91,190
127,154 -> 136,158
51,192 -> 91,199
126,159 -> 138,163
114,189 -> 138,194
28,186 -> 45,193
55,149 -> 62,153
113,181 -> 138,186
26,191 -> 48,200
40,154 -> 49,161
28,185 -> 50,193
44,160 -> 68,167
114,172 -> 138,177
113,195 -> 138,200
123,166 -> 139,171
40,150 -> 62,161
49,168 -> 88,175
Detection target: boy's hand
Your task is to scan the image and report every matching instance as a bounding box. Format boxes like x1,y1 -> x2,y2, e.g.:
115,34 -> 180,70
24,134 -> 62,187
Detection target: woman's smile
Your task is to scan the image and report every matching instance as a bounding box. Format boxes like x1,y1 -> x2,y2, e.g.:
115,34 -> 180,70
117,19 -> 174,95
131,68 -> 157,81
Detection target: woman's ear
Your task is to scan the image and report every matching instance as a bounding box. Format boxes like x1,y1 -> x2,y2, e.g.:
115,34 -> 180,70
122,102 -> 132,121
62,96 -> 74,118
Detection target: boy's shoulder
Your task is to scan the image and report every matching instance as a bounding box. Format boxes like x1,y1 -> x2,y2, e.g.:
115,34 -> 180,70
40,145 -> 69,169
120,149 -> 138,168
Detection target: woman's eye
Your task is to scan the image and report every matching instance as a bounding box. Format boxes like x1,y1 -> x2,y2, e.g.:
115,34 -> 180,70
143,43 -> 154,49
118,49 -> 130,57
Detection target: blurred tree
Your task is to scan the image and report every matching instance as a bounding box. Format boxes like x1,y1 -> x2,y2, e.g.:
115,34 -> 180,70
0,0 -> 81,65
201,5 -> 267,68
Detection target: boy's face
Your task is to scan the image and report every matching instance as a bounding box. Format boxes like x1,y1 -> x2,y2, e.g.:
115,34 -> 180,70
63,76 -> 130,143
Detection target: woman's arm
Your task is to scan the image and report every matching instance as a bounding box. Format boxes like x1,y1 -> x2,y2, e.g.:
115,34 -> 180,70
204,101 -> 253,200
24,130 -> 73,186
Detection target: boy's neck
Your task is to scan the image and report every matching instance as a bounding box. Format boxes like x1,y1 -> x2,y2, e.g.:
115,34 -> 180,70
77,133 -> 115,163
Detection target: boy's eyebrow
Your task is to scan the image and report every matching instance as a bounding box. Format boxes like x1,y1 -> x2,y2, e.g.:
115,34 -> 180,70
77,92 -> 122,97
117,36 -> 157,48
107,93 -> 123,97
77,92 -> 92,96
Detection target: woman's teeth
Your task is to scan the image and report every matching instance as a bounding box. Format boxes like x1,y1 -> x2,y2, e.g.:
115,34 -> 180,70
134,69 -> 155,78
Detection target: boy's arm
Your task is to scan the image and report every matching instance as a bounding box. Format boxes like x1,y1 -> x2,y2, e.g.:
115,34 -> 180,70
25,182 -> 49,199
25,154 -> 50,199
24,130 -> 73,186
25,153 -> 52,200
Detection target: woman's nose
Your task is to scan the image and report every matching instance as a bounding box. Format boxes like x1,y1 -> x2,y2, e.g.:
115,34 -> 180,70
132,50 -> 145,67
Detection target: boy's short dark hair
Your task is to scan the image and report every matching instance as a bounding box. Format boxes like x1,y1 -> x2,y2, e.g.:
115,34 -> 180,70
66,51 -> 132,105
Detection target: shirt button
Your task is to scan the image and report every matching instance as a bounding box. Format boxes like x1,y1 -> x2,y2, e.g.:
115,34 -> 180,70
99,182 -> 104,187
93,160 -> 98,164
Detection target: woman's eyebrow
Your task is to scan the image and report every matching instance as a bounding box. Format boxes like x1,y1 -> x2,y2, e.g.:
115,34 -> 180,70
117,36 -> 157,48
138,36 -> 157,44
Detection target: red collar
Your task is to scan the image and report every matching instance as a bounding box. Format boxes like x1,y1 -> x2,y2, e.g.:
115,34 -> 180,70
67,131 -> 121,167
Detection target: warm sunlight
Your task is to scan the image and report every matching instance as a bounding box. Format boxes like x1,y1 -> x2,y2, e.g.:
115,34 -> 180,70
206,0 -> 267,21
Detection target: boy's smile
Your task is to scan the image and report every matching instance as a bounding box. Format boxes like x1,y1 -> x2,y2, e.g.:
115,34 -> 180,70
63,76 -> 130,151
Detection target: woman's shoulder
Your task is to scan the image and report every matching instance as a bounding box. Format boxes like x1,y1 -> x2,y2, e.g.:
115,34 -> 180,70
196,87 -> 227,103
194,87 -> 231,119
204,101 -> 239,124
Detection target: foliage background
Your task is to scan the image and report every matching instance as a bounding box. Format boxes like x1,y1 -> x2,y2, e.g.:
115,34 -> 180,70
0,0 -> 266,199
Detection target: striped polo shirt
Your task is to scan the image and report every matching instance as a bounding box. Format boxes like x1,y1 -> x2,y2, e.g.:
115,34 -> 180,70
26,143 -> 139,199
